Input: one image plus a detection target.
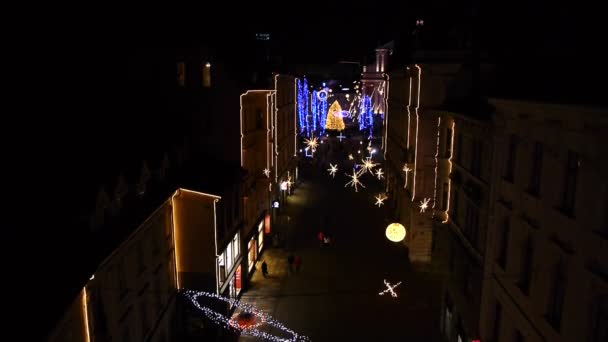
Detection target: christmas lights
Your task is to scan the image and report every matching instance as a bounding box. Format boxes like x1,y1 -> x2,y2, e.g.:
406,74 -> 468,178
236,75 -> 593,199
374,194 -> 386,207
183,290 -> 310,341
327,163 -> 338,178
375,168 -> 384,180
419,197 -> 430,213
304,136 -> 319,151
345,168 -> 366,192
378,279 -> 402,298
403,164 -> 412,189
263,168 -> 270,178
359,158 -> 377,174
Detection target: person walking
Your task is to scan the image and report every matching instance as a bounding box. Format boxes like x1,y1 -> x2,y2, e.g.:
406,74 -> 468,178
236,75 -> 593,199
294,255 -> 302,273
261,260 -> 268,278
318,231 -> 325,248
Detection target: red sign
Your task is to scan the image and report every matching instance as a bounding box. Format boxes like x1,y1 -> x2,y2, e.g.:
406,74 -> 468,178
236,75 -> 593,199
265,213 -> 271,234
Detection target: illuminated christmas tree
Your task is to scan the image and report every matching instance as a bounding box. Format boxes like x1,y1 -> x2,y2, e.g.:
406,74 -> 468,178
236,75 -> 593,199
325,101 -> 345,131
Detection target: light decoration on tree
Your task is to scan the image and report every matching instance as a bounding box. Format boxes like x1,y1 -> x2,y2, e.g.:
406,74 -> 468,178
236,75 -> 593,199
263,168 -> 270,178
310,90 -> 318,137
378,279 -> 402,298
375,168 -> 384,180
385,223 -> 406,242
326,101 -> 345,131
419,197 -> 430,213
320,92 -> 328,134
345,168 -> 365,192
327,163 -> 338,178
183,290 -> 310,342
297,79 -> 308,135
374,194 -> 386,207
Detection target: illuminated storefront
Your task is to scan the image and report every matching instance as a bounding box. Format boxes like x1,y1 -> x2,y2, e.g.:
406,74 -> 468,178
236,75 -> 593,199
257,220 -> 264,253
217,231 -> 241,297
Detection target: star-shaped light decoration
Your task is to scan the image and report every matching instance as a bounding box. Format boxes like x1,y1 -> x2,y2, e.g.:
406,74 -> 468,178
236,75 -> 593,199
304,136 -> 319,151
263,168 -> 270,178
337,133 -> 346,141
345,169 -> 366,192
327,163 -> 338,178
419,197 -> 431,213
374,194 -> 387,207
378,279 -> 402,298
348,154 -> 354,160
360,159 -> 377,174
375,168 -> 384,180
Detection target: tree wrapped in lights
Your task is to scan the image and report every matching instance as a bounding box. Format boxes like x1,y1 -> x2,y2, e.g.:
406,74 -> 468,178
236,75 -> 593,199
326,101 -> 345,131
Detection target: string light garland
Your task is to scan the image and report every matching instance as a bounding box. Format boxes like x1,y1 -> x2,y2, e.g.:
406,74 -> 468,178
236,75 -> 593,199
183,290 -> 310,342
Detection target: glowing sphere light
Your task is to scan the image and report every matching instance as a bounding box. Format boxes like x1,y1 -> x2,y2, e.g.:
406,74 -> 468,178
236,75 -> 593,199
386,223 -> 406,242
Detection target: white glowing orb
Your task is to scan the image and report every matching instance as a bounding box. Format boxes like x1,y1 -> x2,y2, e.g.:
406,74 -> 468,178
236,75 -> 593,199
385,223 -> 406,242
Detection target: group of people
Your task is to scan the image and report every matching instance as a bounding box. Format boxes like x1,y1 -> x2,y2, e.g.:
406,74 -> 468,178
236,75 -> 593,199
259,254 -> 302,278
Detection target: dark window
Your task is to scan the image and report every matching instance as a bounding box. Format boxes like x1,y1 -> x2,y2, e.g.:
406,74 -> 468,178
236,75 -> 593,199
497,218 -> 510,269
561,150 -> 579,217
504,135 -> 518,182
546,259 -> 567,331
518,237 -> 534,295
463,265 -> 473,298
256,110 -> 263,129
445,128 -> 453,158
528,142 -> 543,196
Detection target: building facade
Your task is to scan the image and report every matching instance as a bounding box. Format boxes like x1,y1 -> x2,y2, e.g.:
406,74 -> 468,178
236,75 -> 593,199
49,201 -> 178,342
240,90 -> 274,281
272,74 -> 298,205
479,99 -> 608,342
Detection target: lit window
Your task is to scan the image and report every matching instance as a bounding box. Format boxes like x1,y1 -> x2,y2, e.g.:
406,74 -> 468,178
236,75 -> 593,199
203,62 -> 211,88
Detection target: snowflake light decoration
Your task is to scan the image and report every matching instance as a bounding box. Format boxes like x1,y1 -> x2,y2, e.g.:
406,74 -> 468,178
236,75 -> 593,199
348,154 -> 354,160
345,168 -> 366,192
403,164 -> 412,188
263,168 -> 270,178
379,279 -> 402,298
419,197 -> 431,213
304,136 -> 319,151
374,194 -> 386,207
327,163 -> 338,178
375,168 -> 384,180
360,158 -> 377,174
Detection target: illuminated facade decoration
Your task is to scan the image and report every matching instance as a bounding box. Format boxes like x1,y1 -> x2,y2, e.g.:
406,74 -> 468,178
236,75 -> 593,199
374,193 -> 387,207
378,279 -> 402,298
344,168 -> 366,192
375,168 -> 384,180
327,163 -> 338,177
419,197 -> 430,213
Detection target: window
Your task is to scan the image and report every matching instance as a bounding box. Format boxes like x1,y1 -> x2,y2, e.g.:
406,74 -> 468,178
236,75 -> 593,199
445,128 -> 453,158
177,62 -> 185,87
590,296 -> 608,342
471,139 -> 483,177
218,253 -> 226,285
528,142 -> 543,196
546,259 -> 566,331
497,218 -> 510,269
226,242 -> 233,271
518,237 -> 534,295
504,135 -> 518,182
256,109 -> 263,129
203,62 -> 211,87
493,302 -> 502,342
232,232 -> 240,261
561,150 -> 579,217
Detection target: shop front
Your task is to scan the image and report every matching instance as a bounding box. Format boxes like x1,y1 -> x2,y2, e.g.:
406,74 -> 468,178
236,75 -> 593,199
217,231 -> 242,298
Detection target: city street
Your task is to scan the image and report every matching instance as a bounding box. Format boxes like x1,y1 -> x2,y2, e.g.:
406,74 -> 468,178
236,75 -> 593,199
239,159 -> 443,341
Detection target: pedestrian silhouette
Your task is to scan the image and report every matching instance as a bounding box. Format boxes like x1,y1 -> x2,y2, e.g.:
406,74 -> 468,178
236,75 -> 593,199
261,261 -> 268,278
